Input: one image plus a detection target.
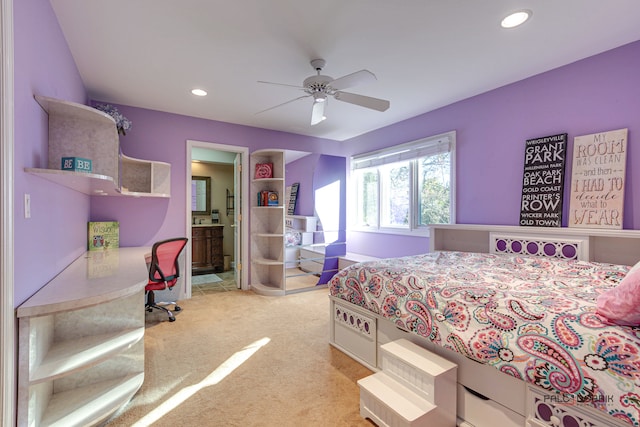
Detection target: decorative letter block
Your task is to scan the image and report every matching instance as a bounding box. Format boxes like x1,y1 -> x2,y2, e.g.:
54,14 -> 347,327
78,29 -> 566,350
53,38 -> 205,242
61,157 -> 93,173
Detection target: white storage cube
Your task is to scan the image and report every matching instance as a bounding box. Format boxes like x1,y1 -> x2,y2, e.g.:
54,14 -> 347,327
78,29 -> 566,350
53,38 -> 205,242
285,215 -> 317,232
359,339 -> 457,427
300,232 -> 313,245
359,372 -> 438,427
381,339 -> 456,403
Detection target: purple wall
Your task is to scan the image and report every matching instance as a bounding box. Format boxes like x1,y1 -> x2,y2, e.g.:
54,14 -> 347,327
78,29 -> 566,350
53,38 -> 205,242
285,154 -> 347,284
285,153 -> 319,216
313,155 -> 347,244
13,0 -> 341,306
13,0 -> 88,305
345,40 -> 640,258
89,107 -> 341,248
284,153 -> 346,240
314,155 -> 347,284
13,1 -> 640,304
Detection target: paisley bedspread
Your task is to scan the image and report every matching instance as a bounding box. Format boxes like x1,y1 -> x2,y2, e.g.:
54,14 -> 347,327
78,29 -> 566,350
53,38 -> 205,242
329,251 -> 640,426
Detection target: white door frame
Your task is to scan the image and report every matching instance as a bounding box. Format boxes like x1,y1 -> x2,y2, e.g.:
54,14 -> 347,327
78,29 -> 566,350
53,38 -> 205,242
1,0 -> 15,425
185,140 -> 249,297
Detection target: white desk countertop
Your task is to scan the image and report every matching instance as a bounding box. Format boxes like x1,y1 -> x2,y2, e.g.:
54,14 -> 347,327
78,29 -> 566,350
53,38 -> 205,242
17,247 -> 150,318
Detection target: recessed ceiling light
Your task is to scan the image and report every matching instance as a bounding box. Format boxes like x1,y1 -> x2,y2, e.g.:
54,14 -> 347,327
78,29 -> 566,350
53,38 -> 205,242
191,88 -> 207,96
501,10 -> 532,29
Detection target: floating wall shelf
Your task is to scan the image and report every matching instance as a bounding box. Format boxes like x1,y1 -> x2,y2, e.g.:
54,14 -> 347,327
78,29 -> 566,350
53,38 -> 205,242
29,95 -> 171,198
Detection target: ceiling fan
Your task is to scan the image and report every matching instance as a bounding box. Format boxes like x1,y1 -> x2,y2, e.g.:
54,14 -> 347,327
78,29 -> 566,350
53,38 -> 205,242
257,59 -> 390,125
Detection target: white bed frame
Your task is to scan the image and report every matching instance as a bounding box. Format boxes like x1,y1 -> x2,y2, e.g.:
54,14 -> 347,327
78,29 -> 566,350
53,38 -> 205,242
330,224 -> 640,427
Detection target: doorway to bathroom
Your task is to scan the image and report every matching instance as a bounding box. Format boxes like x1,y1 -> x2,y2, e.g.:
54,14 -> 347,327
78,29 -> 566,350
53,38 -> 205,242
185,140 -> 249,299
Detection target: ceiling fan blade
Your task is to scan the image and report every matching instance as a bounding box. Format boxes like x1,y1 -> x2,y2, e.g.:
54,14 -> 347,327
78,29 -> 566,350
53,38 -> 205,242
257,80 -> 305,90
255,95 -> 310,115
334,91 -> 390,112
329,70 -> 377,90
310,100 -> 326,125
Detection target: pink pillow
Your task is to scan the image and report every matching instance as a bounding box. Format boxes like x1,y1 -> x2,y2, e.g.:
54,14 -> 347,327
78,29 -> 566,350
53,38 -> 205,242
597,265 -> 640,326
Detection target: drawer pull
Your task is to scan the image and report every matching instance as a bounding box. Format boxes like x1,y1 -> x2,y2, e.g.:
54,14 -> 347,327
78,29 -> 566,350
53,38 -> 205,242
464,386 -> 490,400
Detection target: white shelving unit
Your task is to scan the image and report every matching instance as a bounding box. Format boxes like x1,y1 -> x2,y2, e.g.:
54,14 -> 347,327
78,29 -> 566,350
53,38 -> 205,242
16,247 -> 150,427
250,149 -> 285,296
28,95 -> 170,197
120,154 -> 171,197
284,215 -> 316,269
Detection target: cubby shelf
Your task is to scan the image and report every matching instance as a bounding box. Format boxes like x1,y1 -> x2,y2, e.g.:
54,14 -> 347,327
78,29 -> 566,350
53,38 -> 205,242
17,247 -> 149,427
250,149 -> 286,295
31,95 -> 171,198
251,177 -> 285,183
41,373 -> 144,427
30,327 -> 144,383
252,233 -> 285,237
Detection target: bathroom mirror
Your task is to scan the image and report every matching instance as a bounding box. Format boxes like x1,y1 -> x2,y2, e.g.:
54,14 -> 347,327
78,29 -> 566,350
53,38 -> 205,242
191,176 -> 211,214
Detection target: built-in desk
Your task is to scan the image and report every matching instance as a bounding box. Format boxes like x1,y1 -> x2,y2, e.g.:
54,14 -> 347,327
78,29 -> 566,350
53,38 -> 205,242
16,247 -> 150,427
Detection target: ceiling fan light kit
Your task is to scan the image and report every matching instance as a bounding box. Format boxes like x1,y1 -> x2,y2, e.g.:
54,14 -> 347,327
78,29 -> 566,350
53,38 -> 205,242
312,92 -> 327,103
258,59 -> 390,126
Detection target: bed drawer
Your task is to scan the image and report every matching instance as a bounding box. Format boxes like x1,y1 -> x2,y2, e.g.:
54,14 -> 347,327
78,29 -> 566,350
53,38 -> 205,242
526,385 -> 627,427
299,247 -> 325,274
458,384 -> 524,427
299,258 -> 323,274
330,298 -> 377,369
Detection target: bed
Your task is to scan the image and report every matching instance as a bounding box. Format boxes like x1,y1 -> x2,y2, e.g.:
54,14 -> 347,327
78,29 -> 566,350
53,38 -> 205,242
329,224 -> 640,427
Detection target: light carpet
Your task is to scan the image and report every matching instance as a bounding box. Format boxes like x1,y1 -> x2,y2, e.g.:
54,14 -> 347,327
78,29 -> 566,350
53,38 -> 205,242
191,273 -> 223,284
107,288 -> 374,426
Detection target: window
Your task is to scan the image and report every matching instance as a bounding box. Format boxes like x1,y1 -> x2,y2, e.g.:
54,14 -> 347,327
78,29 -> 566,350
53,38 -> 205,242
351,131 -> 456,234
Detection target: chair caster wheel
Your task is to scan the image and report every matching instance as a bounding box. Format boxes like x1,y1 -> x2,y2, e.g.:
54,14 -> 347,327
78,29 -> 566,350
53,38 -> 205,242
174,306 -> 182,312
169,316 -> 176,322
147,308 -> 153,312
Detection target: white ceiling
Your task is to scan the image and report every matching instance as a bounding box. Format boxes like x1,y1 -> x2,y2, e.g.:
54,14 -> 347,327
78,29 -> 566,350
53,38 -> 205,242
50,1 -> 640,142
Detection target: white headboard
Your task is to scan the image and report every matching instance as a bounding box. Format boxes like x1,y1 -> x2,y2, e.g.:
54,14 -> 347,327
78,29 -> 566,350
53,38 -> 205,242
429,224 -> 640,266
490,232 -> 589,261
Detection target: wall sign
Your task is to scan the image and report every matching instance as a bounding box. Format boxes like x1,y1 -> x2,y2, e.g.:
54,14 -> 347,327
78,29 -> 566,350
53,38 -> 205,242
569,128 -> 627,229
286,182 -> 299,215
519,133 -> 567,227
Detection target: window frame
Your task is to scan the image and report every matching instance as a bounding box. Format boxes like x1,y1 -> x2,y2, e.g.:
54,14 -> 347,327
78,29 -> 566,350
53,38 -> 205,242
349,131 -> 456,236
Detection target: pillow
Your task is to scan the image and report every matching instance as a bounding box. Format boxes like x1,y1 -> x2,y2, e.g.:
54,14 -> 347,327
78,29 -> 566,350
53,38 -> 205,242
597,262 -> 640,326
284,229 -> 302,247
629,260 -> 640,275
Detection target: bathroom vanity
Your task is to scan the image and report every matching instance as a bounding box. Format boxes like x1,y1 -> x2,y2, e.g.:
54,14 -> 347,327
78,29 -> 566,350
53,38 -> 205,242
191,224 -> 224,274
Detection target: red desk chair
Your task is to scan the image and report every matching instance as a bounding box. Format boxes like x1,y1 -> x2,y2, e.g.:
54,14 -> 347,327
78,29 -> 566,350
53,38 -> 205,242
146,237 -> 188,322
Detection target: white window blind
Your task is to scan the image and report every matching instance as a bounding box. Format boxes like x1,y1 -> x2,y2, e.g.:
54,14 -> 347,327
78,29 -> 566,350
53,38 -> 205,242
352,132 -> 453,170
